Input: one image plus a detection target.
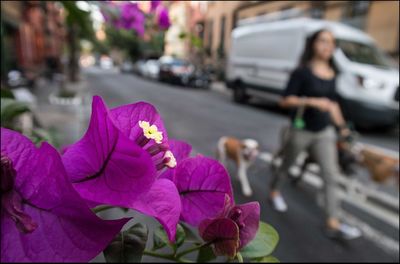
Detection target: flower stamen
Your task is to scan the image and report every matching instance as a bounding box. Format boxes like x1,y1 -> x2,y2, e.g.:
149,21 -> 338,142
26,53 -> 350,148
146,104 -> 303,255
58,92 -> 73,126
138,121 -> 163,144
163,151 -> 176,168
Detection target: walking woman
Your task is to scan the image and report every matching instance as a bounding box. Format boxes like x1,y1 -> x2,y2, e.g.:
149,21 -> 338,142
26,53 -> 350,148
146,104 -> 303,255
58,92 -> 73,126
269,29 -> 362,240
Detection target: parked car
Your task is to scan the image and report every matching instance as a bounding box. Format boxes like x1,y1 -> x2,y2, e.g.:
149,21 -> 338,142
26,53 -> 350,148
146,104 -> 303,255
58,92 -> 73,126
158,56 -> 195,86
188,66 -> 212,89
120,60 -> 134,73
143,59 -> 160,80
226,17 -> 399,129
99,55 -> 114,69
133,60 -> 147,76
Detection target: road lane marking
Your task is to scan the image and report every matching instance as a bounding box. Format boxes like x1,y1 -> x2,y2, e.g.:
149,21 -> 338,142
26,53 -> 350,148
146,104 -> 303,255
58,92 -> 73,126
258,151 -> 399,253
340,211 -> 399,255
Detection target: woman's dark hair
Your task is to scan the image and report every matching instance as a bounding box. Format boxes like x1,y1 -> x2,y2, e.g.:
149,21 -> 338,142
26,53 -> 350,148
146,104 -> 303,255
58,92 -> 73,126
298,29 -> 339,73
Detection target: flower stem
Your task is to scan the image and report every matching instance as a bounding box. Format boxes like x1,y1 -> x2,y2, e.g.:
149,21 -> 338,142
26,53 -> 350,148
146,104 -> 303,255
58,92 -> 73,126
177,258 -> 194,263
92,205 -> 114,213
237,252 -> 244,263
175,241 -> 213,259
143,250 -> 174,260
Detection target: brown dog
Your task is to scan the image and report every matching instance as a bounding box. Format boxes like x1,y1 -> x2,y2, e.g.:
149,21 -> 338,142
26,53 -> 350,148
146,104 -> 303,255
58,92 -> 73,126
217,136 -> 260,196
274,126 -> 399,187
359,147 -> 399,186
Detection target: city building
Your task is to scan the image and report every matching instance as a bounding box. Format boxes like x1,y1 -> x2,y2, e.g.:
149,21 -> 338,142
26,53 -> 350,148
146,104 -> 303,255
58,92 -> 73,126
1,1 -> 66,83
163,1 -> 207,63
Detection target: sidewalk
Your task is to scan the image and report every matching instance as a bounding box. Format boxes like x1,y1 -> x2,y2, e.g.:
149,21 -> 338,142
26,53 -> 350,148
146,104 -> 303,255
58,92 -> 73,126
32,77 -> 90,148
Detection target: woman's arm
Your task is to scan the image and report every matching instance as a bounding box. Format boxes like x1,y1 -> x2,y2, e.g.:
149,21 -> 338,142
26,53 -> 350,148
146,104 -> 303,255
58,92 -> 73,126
279,96 -> 332,112
329,102 -> 345,127
329,102 -> 351,136
280,96 -> 349,135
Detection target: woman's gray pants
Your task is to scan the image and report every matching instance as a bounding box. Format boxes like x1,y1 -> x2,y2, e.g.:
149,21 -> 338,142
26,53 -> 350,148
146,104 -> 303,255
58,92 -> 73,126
270,126 -> 340,219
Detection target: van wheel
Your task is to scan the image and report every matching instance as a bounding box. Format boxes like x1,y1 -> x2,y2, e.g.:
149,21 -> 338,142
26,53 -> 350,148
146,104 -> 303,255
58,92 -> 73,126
233,83 -> 248,104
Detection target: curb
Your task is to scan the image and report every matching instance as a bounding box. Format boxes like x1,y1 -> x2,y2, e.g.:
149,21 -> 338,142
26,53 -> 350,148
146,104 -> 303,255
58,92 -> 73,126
48,93 -> 83,105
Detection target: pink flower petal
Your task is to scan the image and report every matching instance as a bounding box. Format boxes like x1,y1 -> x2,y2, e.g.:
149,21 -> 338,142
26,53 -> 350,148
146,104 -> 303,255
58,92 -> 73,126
199,218 -> 240,258
229,202 -> 260,249
173,155 -> 233,226
159,139 -> 192,180
131,179 -> 181,242
1,129 -> 129,262
62,96 -> 156,207
110,101 -> 168,145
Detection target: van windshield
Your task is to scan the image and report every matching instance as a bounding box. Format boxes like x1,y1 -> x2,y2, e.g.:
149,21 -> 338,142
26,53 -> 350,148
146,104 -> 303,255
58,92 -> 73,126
336,39 -> 395,68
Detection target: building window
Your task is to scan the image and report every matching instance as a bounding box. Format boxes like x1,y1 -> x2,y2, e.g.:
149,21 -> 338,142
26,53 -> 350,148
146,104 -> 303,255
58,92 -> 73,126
350,1 -> 370,17
206,20 -> 213,56
2,22 -> 19,75
218,16 -> 226,58
341,1 -> 370,29
196,22 -> 205,41
310,2 -> 325,19
280,4 -> 292,11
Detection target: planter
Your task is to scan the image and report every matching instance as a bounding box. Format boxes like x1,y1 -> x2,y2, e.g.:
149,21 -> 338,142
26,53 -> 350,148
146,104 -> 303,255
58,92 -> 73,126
49,91 -> 83,106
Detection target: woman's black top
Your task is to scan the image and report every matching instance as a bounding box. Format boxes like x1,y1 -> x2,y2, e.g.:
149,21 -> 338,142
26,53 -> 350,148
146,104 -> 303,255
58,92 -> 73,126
283,66 -> 337,132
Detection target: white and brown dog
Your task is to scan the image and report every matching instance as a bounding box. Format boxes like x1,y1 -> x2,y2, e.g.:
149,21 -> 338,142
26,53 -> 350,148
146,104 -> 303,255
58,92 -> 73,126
217,136 -> 260,196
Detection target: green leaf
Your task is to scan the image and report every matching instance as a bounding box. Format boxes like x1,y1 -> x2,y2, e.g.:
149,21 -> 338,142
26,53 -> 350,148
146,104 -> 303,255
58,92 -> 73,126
120,207 -> 129,213
252,255 -> 280,263
153,224 -> 186,252
152,231 -> 167,251
0,98 -> 30,128
60,1 -> 94,40
181,222 -> 199,243
174,224 -> 186,250
103,223 -> 148,263
1,88 -> 15,99
240,222 -> 279,259
178,32 -> 187,39
197,244 -> 216,262
30,128 -> 55,146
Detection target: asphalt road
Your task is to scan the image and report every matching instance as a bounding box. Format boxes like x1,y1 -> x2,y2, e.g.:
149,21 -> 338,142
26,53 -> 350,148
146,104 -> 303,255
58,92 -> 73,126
83,67 -> 399,262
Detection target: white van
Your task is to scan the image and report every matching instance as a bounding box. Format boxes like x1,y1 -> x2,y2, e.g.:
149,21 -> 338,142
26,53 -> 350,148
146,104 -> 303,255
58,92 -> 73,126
226,17 -> 399,128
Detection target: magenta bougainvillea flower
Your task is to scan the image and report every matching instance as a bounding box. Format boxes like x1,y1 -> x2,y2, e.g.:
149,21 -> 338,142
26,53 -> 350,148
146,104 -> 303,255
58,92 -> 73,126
150,0 -> 162,12
199,196 -> 260,257
101,1 -> 169,35
119,2 -> 145,35
172,155 -> 234,227
156,5 -> 171,29
224,202 -> 260,249
199,218 -> 240,258
131,178 -> 181,242
1,128 -> 128,262
159,139 -> 192,181
62,96 -> 157,208
101,2 -> 145,36
63,96 -> 181,242
155,140 -> 234,228
109,100 -> 171,173
109,99 -> 182,241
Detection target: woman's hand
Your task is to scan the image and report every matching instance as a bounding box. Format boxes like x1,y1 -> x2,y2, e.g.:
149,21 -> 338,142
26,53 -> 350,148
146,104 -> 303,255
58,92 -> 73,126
339,127 -> 351,137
